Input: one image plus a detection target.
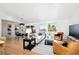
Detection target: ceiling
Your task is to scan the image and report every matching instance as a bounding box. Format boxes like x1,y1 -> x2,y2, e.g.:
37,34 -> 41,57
0,3 -> 79,23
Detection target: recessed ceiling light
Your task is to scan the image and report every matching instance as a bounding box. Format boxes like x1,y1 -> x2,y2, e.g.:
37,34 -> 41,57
20,18 -> 23,19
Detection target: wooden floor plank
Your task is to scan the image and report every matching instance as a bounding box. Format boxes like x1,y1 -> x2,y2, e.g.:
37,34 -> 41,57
2,38 -> 39,55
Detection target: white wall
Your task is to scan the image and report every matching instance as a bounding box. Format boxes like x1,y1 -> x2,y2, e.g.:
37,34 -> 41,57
0,11 -> 21,36
2,20 -> 16,38
55,20 -> 69,36
0,19 -> 2,36
0,10 -> 70,37
69,18 -> 79,25
0,11 -> 21,23
26,19 -> 69,36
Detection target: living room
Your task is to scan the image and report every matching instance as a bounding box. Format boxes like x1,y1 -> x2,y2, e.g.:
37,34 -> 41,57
0,3 -> 79,55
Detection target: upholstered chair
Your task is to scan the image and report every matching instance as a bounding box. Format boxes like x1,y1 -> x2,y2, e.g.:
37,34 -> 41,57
53,41 -> 79,55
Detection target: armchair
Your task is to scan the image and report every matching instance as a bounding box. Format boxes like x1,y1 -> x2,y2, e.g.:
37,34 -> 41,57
53,41 -> 79,55
54,32 -> 64,41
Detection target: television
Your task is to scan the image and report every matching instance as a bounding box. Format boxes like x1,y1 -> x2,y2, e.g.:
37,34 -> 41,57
69,24 -> 79,39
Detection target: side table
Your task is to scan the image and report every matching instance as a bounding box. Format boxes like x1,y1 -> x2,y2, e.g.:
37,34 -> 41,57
45,40 -> 53,46
23,38 -> 36,50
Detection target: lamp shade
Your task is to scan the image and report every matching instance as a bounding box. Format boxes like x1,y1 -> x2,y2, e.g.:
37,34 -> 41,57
26,29 -> 32,34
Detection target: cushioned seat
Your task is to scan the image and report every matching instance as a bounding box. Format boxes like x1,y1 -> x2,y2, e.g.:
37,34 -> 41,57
54,32 -> 64,41
53,41 -> 79,55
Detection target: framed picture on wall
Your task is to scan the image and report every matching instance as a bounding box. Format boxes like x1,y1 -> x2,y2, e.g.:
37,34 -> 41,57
7,24 -> 12,35
48,24 -> 56,32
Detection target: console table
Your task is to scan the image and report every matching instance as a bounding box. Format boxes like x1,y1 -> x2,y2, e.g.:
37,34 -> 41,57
23,38 -> 36,50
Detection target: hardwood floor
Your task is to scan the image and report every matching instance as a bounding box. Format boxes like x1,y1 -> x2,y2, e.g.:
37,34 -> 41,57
3,38 -> 39,55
